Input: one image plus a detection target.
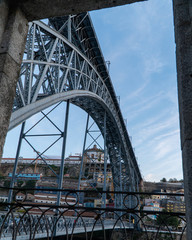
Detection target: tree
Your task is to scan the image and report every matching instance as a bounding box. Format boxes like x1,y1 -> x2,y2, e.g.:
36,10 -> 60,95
172,178 -> 178,182
24,180 -> 36,189
24,180 -> 37,194
3,180 -> 11,188
168,216 -> 181,229
17,180 -> 24,187
160,178 -> 167,182
156,210 -> 181,229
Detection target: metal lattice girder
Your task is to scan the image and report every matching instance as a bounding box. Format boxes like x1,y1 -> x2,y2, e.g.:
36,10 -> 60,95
9,13 -> 142,191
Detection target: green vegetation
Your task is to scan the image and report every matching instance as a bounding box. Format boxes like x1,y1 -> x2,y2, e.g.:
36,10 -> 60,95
17,180 -> 24,187
156,209 -> 181,229
23,180 -> 37,194
49,165 -> 60,174
3,180 -> 11,188
160,178 -> 183,183
84,168 -> 89,177
24,180 -> 36,188
160,178 -> 167,182
64,166 -> 69,174
0,172 -> 5,180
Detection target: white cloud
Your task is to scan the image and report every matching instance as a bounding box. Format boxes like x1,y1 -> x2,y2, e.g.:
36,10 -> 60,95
144,173 -> 156,182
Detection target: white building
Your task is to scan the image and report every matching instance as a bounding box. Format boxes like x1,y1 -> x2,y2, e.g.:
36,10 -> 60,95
143,201 -> 162,220
34,192 -> 79,206
1,154 -> 82,166
84,145 -> 104,163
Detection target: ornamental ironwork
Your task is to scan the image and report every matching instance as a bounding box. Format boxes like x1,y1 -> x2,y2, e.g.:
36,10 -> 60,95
0,187 -> 186,240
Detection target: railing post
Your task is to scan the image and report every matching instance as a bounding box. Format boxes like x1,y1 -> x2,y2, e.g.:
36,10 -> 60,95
8,122 -> 25,203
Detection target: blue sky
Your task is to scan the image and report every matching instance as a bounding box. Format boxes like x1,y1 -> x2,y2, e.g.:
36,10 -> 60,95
3,0 -> 183,182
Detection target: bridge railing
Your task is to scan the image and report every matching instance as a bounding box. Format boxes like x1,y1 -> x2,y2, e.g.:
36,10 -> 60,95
0,186 -> 186,239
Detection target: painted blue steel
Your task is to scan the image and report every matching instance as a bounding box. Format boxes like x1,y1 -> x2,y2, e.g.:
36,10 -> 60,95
8,122 -> 26,203
9,13 -> 141,192
8,173 -> 41,180
102,111 -> 107,209
57,100 -> 70,206
78,114 -> 90,191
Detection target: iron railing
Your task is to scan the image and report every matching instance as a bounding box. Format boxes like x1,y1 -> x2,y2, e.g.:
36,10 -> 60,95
0,186 -> 186,240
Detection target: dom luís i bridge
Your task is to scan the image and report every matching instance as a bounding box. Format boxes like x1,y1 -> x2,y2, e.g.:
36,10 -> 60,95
0,10 -> 187,240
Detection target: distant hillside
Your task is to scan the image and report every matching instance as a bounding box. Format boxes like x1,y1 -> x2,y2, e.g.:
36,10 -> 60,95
143,181 -> 183,192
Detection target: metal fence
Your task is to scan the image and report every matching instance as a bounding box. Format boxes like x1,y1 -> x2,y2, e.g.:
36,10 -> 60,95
0,186 -> 186,240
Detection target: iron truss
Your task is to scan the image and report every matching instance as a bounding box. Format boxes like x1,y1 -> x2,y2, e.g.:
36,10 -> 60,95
9,13 -> 142,192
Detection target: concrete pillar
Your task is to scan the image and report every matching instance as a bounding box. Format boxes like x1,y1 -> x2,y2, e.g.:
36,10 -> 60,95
0,1 -> 28,159
173,0 -> 192,238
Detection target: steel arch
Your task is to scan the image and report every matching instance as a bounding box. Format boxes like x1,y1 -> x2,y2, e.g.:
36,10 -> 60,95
9,13 -> 141,193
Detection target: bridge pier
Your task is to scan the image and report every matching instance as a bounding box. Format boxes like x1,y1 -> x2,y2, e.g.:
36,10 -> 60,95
0,0 -> 28,159
173,0 -> 192,239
